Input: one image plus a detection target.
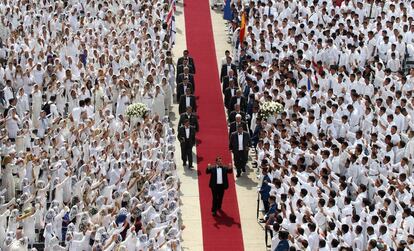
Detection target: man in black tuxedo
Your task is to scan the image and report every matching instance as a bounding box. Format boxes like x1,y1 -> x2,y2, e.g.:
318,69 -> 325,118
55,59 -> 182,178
176,67 -> 195,87
223,80 -> 238,110
222,69 -> 237,93
177,58 -> 195,75
178,106 -> 199,132
229,125 -> 251,177
177,50 -> 196,73
178,88 -> 197,114
229,114 -> 248,136
228,104 -> 246,124
206,156 -> 233,216
229,89 -> 247,113
220,57 -> 237,82
176,79 -> 194,102
177,119 -> 196,168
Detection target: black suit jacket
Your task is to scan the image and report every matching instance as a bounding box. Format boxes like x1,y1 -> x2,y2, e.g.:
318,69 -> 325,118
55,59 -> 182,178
177,126 -> 196,146
178,95 -> 197,114
178,112 -> 199,132
177,57 -> 196,73
224,87 -> 237,110
176,73 -> 195,87
176,83 -> 194,102
220,64 -> 238,82
229,96 -> 247,112
222,76 -> 238,93
229,121 -> 248,136
229,131 -> 251,152
206,165 -> 232,189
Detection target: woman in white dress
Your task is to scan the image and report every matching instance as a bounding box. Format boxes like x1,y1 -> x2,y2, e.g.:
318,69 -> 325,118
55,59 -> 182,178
5,108 -> 20,140
16,88 -> 29,118
31,84 -> 43,128
161,77 -> 172,116
2,156 -> 15,201
116,89 -> 130,117
152,85 -> 165,118
166,56 -> 176,92
142,83 -> 154,111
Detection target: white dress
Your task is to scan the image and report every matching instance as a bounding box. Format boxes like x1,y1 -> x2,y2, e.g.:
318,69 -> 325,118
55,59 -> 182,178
32,91 -> 42,128
116,95 -> 130,117
22,213 -> 36,244
16,94 -> 29,117
142,92 -> 154,111
162,84 -> 172,115
6,116 -> 19,139
0,210 -> 9,250
3,164 -> 15,201
152,92 -> 165,117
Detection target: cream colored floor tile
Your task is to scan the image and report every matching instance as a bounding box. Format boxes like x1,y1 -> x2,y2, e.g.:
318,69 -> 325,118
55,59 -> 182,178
172,2 -> 204,250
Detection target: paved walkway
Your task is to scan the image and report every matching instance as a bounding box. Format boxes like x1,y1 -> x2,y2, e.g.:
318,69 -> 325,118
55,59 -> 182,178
172,2 -> 265,250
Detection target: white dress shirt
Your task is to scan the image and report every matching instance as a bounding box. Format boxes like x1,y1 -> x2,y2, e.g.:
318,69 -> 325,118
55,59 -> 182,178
216,167 -> 223,184
238,133 -> 244,150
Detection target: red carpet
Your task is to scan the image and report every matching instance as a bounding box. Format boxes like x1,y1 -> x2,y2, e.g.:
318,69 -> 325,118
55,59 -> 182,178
183,0 -> 245,250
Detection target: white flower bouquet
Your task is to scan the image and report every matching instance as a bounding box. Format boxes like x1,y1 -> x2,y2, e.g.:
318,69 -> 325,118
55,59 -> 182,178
258,101 -> 284,119
125,103 -> 148,118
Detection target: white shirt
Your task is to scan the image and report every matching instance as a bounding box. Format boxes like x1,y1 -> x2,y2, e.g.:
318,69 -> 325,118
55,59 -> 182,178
216,167 -> 223,184
185,127 -> 190,138
186,96 -> 190,107
238,133 -> 244,150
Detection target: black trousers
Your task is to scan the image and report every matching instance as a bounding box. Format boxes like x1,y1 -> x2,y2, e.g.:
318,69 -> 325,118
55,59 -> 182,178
180,142 -> 193,166
232,150 -> 248,174
211,185 -> 225,212
262,199 -> 270,214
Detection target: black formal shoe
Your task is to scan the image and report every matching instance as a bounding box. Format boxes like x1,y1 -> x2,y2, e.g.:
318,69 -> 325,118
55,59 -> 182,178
236,173 -> 241,177
212,211 -> 217,216
188,165 -> 194,169
242,168 -> 246,172
183,162 -> 187,166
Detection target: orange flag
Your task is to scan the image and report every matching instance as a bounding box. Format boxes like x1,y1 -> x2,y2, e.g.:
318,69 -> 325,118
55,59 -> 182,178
239,11 -> 246,44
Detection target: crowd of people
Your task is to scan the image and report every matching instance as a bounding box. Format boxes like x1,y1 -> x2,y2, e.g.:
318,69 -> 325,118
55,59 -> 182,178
221,0 -> 414,250
0,0 -> 185,250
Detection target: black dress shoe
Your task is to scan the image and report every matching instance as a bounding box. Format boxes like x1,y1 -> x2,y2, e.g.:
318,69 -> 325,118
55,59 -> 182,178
242,168 -> 246,172
236,173 -> 241,177
183,162 -> 187,166
212,211 -> 217,216
189,165 -> 194,169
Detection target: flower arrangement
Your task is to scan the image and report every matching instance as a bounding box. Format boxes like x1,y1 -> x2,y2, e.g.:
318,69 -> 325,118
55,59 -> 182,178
258,101 -> 284,119
125,103 -> 148,118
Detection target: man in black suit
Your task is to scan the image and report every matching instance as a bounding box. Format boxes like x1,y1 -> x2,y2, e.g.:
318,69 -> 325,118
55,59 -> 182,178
220,57 -> 237,82
229,125 -> 251,177
228,104 -> 246,124
177,50 -> 196,73
222,69 -> 237,93
176,67 -> 195,87
206,156 -> 233,216
229,114 -> 248,136
229,89 -> 247,112
176,79 -> 193,102
223,80 -> 238,110
177,119 -> 196,168
178,106 -> 199,132
178,88 -> 197,114
177,58 -> 195,75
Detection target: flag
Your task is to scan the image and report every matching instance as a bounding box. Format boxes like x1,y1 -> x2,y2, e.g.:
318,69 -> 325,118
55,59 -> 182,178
166,0 -> 176,26
223,0 -> 232,21
239,11 -> 246,44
